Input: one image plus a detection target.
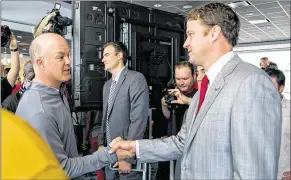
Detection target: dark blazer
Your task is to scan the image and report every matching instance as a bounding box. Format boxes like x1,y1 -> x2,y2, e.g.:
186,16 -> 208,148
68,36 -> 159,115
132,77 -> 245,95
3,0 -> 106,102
99,67 -> 149,146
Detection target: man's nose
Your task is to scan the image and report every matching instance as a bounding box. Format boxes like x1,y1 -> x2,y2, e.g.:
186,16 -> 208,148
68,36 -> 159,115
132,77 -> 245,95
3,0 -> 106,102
183,38 -> 189,49
65,55 -> 71,65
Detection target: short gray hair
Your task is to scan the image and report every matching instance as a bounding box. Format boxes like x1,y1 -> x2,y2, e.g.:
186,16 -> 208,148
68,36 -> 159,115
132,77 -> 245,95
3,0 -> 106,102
23,61 -> 35,81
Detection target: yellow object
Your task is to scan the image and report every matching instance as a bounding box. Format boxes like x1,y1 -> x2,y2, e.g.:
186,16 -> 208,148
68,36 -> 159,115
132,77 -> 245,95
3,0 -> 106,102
1,109 -> 68,179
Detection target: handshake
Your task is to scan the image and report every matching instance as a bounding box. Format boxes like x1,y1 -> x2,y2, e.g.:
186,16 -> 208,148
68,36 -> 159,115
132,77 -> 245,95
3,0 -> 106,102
109,137 -> 137,161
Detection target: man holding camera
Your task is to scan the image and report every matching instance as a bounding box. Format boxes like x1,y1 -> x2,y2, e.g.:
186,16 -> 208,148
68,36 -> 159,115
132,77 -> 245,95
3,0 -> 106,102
1,30 -> 20,103
161,61 -> 197,136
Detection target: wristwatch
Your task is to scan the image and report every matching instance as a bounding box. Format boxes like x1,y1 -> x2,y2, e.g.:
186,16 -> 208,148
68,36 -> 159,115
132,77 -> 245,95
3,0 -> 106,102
10,48 -> 18,52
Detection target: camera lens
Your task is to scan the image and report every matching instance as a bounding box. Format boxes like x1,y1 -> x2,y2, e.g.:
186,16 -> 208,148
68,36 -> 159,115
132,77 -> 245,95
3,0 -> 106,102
165,94 -> 177,104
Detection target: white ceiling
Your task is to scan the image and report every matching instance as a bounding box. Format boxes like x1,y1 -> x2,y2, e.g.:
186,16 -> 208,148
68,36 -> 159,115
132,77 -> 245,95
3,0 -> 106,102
1,1 -> 72,34
1,1 -> 290,56
130,1 -> 290,44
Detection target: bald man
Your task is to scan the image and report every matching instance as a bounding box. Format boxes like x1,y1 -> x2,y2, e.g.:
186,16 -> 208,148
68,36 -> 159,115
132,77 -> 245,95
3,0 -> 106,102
15,33 -> 129,179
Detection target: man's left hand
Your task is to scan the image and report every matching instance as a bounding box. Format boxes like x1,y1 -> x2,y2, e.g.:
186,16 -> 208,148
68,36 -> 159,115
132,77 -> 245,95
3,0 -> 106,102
114,161 -> 132,174
168,89 -> 191,105
283,171 -> 291,180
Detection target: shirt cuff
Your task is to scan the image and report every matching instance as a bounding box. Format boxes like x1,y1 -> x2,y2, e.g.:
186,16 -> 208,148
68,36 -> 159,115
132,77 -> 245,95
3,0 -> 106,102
136,140 -> 140,158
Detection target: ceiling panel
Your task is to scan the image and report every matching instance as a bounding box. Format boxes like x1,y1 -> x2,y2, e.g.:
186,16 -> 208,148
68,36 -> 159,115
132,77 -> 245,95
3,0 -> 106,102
1,0 -> 289,56
265,12 -> 287,18
162,1 -> 190,7
259,7 -> 285,14
251,1 -> 274,6
277,1 -> 291,7
255,2 -> 281,10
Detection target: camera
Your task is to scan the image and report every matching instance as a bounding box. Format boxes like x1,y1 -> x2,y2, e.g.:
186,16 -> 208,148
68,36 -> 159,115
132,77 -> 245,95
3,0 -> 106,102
164,79 -> 177,104
1,25 -> 12,47
48,10 -> 72,35
165,93 -> 177,104
33,3 -> 72,38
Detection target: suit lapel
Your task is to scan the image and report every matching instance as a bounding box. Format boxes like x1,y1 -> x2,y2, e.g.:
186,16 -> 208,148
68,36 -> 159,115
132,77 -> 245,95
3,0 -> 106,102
107,68 -> 128,117
184,56 -> 242,152
102,80 -> 111,121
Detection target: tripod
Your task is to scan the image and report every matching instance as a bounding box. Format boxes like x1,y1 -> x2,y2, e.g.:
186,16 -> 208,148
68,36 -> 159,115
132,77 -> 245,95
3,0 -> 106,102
169,108 -> 177,180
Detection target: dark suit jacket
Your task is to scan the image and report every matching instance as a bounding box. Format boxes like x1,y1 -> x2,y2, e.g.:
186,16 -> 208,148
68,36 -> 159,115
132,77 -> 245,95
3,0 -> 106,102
98,67 -> 149,146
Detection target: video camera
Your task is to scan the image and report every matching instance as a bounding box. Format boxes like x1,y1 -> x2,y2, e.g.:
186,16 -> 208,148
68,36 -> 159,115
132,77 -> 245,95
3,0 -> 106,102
1,25 -> 12,47
33,3 -> 72,38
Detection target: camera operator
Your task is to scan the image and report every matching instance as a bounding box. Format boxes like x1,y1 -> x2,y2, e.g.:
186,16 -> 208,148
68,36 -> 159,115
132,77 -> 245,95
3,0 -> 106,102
33,5 -> 72,38
1,32 -> 20,103
161,61 -> 197,136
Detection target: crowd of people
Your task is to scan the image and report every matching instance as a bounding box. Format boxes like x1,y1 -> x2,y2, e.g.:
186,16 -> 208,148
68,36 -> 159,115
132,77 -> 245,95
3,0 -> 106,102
1,2 -> 290,180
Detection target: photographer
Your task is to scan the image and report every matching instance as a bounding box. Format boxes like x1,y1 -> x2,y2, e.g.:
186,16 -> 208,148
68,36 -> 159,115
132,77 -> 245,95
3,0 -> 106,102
161,61 -> 197,136
2,61 -> 34,113
1,31 -> 20,103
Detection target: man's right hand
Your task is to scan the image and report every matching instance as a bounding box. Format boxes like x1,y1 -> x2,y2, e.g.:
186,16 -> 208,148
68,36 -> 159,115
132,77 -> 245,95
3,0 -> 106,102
109,137 -> 137,156
168,89 -> 191,105
109,137 -> 136,161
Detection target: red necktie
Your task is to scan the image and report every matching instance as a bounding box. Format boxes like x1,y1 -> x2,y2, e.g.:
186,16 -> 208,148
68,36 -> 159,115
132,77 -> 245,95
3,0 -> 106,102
196,75 -> 209,116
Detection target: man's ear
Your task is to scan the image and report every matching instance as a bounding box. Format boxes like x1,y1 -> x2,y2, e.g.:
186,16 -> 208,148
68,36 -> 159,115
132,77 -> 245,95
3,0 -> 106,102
117,52 -> 123,61
210,25 -> 221,43
36,58 -> 44,68
279,85 -> 285,93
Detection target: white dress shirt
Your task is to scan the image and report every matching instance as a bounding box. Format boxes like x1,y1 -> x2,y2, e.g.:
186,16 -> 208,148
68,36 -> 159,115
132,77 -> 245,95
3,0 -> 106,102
206,51 -> 235,92
113,66 -> 125,83
136,51 -> 236,158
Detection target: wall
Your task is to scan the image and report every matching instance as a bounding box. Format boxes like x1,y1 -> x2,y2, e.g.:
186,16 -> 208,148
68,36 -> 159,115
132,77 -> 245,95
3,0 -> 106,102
238,50 -> 290,100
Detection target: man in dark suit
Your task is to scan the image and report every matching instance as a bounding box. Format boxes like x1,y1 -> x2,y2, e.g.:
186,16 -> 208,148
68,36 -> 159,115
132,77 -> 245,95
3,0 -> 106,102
99,42 -> 149,180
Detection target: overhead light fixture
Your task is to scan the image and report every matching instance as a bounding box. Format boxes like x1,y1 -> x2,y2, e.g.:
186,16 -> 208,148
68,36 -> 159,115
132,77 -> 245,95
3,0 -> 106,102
154,4 -> 162,8
249,19 -> 270,25
22,48 -> 27,51
17,40 -> 21,43
54,3 -> 61,10
245,12 -> 254,16
183,5 -> 192,9
16,35 -> 22,39
228,1 -> 251,9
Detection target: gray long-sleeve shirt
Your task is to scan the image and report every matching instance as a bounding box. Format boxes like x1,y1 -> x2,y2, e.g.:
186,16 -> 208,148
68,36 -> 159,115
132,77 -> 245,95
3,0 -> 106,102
16,82 -> 117,179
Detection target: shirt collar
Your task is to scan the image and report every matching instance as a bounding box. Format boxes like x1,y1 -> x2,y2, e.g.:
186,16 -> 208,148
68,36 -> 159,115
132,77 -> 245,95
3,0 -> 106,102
113,66 -> 125,82
206,51 -> 235,88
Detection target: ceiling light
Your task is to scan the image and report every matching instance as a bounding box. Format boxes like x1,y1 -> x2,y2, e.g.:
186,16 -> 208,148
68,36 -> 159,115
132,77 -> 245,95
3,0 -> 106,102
154,4 -> 162,8
16,35 -> 22,38
183,5 -> 192,9
22,48 -> 27,51
245,12 -> 254,16
228,1 -> 251,9
17,40 -> 21,43
249,19 -> 270,25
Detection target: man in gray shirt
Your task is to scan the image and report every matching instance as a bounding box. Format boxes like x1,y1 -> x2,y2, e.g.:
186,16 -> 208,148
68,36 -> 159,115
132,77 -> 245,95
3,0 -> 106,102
16,33 -> 132,179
